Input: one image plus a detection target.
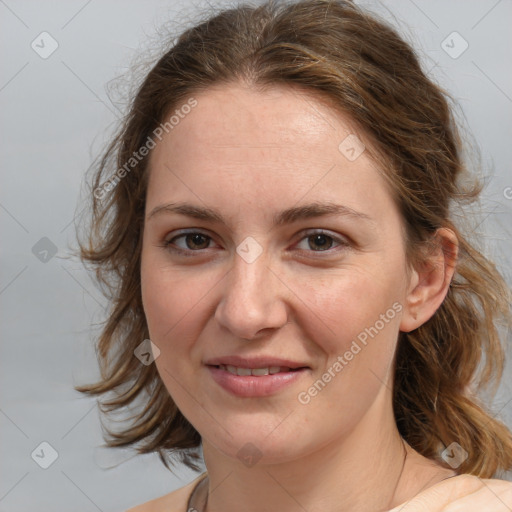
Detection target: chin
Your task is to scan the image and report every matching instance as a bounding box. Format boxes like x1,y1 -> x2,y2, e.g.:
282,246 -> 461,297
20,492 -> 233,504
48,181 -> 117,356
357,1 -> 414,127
202,420 -> 313,466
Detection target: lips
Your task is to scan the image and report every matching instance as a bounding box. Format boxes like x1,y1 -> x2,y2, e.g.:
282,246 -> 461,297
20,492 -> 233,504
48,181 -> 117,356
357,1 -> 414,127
216,364 -> 299,376
207,365 -> 309,397
204,355 -> 310,397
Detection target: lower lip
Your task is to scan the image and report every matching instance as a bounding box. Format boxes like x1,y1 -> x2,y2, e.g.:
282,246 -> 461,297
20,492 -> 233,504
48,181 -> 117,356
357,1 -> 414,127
206,366 -> 309,397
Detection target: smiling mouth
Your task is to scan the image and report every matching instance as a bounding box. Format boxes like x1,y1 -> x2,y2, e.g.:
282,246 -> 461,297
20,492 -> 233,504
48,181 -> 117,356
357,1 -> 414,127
210,364 -> 307,376
207,364 -> 309,397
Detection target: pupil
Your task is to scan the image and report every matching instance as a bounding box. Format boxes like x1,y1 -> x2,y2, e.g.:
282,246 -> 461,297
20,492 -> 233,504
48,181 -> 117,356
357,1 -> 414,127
187,234 -> 208,249
310,234 -> 331,251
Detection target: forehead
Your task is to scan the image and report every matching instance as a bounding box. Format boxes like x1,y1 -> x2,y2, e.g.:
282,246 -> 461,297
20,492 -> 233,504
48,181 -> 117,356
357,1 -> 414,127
161,82 -> 359,151
145,82 -> 395,225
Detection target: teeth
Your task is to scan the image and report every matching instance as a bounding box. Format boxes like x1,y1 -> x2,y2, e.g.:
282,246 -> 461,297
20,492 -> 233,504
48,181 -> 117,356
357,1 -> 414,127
252,368 -> 269,376
219,364 -> 293,376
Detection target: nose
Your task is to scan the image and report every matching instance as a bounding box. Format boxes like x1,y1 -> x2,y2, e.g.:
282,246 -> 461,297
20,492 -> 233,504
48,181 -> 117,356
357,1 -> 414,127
214,248 -> 289,341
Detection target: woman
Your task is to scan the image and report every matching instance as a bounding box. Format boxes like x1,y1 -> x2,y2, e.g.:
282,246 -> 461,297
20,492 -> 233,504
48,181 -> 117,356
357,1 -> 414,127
76,1 -> 512,510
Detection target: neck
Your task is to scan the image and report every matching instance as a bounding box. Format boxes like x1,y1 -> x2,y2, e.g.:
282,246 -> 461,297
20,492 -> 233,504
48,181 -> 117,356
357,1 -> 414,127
201,386 -> 412,512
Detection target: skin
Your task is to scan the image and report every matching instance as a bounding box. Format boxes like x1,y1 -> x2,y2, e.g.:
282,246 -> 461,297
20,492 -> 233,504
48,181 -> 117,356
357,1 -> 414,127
139,81 -> 461,512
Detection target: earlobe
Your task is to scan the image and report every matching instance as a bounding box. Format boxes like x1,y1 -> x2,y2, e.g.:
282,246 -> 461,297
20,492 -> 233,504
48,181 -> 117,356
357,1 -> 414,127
399,228 -> 458,333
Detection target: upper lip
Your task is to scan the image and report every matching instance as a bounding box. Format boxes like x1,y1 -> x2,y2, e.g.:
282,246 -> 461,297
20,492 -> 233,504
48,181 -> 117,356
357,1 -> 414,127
204,355 -> 309,369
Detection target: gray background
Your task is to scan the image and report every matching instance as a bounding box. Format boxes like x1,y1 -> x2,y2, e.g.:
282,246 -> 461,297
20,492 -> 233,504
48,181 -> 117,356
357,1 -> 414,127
1,1 -> 511,511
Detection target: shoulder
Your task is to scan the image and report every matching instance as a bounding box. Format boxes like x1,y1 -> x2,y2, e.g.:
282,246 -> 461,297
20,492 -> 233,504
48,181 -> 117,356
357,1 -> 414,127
126,472 -> 208,512
389,474 -> 512,512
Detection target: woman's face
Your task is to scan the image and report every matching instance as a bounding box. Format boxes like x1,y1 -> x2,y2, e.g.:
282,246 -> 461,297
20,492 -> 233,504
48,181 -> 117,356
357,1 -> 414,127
141,82 -> 413,464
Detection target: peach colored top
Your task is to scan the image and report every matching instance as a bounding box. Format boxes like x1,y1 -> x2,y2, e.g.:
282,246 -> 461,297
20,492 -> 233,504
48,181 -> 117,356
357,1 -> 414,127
126,471 -> 512,512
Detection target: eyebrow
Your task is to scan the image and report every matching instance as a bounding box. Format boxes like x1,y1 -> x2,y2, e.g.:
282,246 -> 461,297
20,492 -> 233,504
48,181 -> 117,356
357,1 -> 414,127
147,200 -> 374,227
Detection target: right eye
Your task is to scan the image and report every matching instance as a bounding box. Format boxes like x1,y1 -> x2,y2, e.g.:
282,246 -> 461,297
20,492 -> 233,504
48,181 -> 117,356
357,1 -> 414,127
161,230 -> 218,255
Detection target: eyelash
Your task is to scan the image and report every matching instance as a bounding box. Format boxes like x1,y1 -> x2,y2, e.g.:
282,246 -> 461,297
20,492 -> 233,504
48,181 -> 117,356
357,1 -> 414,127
160,229 -> 350,257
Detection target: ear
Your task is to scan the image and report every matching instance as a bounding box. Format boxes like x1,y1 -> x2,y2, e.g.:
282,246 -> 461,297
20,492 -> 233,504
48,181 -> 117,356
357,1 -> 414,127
400,228 -> 458,333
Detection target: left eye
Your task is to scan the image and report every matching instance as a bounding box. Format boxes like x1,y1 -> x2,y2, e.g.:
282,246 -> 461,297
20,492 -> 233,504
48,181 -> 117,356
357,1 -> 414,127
296,231 -> 346,252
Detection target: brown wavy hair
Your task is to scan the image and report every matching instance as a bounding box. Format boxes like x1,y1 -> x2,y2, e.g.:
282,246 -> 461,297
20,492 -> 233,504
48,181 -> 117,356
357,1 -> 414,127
74,0 -> 512,477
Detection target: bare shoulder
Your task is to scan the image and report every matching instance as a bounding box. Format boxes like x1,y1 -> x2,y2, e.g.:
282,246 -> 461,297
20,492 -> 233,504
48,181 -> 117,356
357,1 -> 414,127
126,473 -> 208,512
389,474 -> 512,512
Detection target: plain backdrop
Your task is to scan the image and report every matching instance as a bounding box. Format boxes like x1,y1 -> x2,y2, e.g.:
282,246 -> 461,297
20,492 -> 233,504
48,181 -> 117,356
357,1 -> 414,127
1,1 -> 511,511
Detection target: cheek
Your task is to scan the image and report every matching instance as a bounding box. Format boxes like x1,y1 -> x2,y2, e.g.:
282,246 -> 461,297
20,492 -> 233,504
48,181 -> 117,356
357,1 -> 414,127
140,262 -> 210,406
141,256 -> 214,343
294,266 -> 403,355
297,272 -> 402,419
